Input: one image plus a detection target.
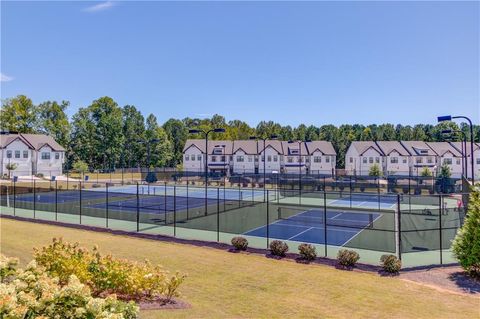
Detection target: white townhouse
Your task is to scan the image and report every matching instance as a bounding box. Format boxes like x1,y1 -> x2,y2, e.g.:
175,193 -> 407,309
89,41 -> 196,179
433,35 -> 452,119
0,133 -> 65,178
345,141 -> 384,176
400,141 -> 439,176
450,142 -> 480,179
306,141 -> 336,175
376,141 -> 411,176
183,139 -> 336,175
425,142 -> 463,178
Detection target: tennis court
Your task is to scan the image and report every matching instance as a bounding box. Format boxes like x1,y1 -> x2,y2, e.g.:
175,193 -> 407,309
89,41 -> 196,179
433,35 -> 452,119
244,208 -> 381,246
329,194 -> 398,209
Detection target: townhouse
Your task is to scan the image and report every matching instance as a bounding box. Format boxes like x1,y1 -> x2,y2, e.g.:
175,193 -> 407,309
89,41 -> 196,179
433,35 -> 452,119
450,142 -> 480,179
345,140 -> 471,178
0,132 -> 65,177
182,139 -> 336,175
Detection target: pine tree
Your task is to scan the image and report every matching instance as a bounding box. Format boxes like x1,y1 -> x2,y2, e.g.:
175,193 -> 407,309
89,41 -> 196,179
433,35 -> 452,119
452,186 -> 480,278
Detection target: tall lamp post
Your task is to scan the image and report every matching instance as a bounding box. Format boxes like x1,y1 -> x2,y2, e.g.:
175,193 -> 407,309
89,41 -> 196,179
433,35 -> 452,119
188,128 -> 225,215
249,135 -> 278,201
441,129 -> 467,180
438,115 -> 475,184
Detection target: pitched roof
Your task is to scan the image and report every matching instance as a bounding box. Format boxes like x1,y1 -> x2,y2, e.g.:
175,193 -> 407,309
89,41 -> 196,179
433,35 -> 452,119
305,141 -> 336,155
375,141 -> 410,156
349,141 -> 384,156
232,140 -> 258,154
281,141 -> 309,156
449,142 -> 480,157
262,140 -> 284,154
426,142 -> 462,157
0,133 -> 65,151
400,141 -> 437,156
183,139 -> 233,154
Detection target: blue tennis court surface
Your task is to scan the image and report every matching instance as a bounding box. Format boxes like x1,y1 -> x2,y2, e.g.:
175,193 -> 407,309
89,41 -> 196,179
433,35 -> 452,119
329,194 -> 397,209
13,191 -> 126,204
244,209 -> 381,246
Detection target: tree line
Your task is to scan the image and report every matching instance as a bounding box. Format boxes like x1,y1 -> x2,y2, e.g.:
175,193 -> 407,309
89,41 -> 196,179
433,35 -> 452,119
1,95 -> 478,170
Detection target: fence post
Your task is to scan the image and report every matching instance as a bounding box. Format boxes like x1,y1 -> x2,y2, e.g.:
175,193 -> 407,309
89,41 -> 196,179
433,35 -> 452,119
79,182 -> 82,224
106,183 -> 109,228
33,179 -> 36,219
397,193 -> 402,261
164,181 -> 167,225
173,185 -> 176,236
377,178 -> 381,210
439,195 -> 443,264
266,190 -> 269,249
55,180 -> 58,221
217,187 -> 220,242
13,179 -> 16,216
136,183 -> 140,232
323,191 -> 327,257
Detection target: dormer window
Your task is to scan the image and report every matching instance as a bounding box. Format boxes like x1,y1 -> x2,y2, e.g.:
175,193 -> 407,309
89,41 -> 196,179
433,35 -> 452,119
213,147 -> 224,155
290,149 -> 299,155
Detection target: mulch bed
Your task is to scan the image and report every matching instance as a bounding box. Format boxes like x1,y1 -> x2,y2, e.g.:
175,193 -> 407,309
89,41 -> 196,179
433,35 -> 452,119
137,297 -> 191,310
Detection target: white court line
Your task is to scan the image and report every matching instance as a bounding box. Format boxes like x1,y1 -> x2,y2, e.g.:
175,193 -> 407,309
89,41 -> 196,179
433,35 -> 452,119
341,213 -> 384,247
330,213 -> 342,219
288,227 -> 314,240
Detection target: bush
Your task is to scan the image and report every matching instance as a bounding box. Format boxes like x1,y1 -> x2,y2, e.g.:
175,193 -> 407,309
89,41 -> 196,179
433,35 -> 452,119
231,236 -> 248,251
269,240 -> 289,257
34,238 -> 186,301
337,249 -> 360,268
298,243 -> 317,261
380,254 -> 402,274
0,254 -> 139,318
35,173 -> 44,178
452,187 -> 480,278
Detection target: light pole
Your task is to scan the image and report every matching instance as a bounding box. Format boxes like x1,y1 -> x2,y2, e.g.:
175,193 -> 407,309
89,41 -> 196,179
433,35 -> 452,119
188,128 -> 225,215
441,129 -> 467,180
249,135 -> 278,201
438,115 -> 475,184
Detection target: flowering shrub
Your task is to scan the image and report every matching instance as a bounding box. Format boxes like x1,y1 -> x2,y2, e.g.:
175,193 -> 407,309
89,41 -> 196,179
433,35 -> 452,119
0,255 -> 139,318
34,238 -> 186,301
0,254 -> 18,282
337,249 -> 360,268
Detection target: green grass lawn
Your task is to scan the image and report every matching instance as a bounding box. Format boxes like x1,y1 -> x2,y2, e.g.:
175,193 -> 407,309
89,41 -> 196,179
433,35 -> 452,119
1,218 -> 477,319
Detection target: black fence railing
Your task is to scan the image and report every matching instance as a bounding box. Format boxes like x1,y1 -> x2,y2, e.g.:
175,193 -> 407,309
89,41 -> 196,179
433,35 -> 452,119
0,180 -> 467,267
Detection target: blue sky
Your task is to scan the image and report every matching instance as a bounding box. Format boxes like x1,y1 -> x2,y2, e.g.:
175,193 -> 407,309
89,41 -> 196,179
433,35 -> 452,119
1,1 -> 478,126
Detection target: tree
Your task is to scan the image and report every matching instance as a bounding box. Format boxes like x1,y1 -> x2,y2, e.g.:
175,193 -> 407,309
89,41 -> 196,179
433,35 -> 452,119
72,160 -> 89,180
122,105 -> 146,168
452,186 -> 480,278
36,100 -> 71,147
0,95 -> 37,133
145,114 -> 173,167
368,163 -> 383,177
5,163 -> 18,178
420,167 -> 432,177
163,118 -> 188,166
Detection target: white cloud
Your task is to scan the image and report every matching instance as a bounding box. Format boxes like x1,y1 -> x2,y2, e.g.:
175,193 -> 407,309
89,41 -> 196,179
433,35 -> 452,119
0,73 -> 13,82
83,1 -> 115,13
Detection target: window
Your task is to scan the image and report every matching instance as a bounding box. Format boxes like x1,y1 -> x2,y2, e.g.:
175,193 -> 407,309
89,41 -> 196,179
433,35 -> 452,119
369,157 -> 373,164
197,155 -> 202,161
443,158 -> 452,165
273,155 -> 278,162
185,155 -> 189,161
298,157 -> 302,163
221,156 -> 226,162
416,157 -> 423,164
305,157 -> 309,163
6,150 -> 12,158
41,152 -> 50,160
403,157 -> 407,164
211,156 -> 217,162
254,156 -> 258,162
456,159 -> 460,165
477,158 -> 480,165
55,152 -> 60,159
23,151 -> 28,158
290,149 -> 299,155
314,156 -> 321,163
236,155 -> 244,162
363,157 -> 367,164
15,151 -> 20,158
287,157 -> 293,163
213,148 -> 223,155
267,155 -> 272,162
229,156 -> 233,161
375,157 -> 380,163
349,157 -> 353,163
427,157 -> 433,164
390,157 -> 398,164
248,156 -> 253,162
326,156 -> 330,163
261,156 -> 265,162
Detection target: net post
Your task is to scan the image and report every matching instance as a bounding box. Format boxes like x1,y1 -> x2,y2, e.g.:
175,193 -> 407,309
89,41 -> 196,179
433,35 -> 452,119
33,179 -> 36,219
238,183 -> 241,208
396,193 -> 402,261
55,180 -> 58,221
323,191 -> 327,257
173,185 -> 177,237
377,178 -> 381,210
136,182 -> 140,232
439,194 -> 443,264
79,181 -> 82,224
217,187 -> 220,242
106,182 -> 109,228
164,181 -> 167,225
266,189 -> 270,249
